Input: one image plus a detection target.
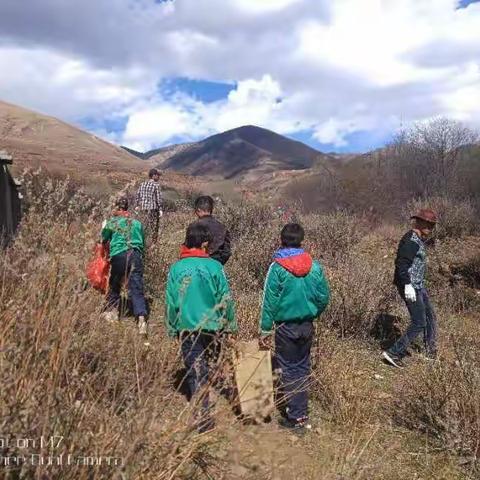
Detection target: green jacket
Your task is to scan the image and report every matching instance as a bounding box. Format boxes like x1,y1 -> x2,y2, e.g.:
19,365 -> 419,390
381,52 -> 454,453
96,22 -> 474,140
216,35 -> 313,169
165,248 -> 236,337
101,213 -> 145,258
260,249 -> 330,335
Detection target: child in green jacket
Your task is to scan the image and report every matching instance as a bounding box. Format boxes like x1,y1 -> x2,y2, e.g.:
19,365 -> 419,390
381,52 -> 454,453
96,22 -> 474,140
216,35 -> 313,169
260,223 -> 330,433
165,223 -> 236,432
101,197 -> 148,336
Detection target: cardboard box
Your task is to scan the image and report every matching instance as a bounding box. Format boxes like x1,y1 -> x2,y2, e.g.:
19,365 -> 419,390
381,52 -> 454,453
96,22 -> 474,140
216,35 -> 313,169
234,340 -> 274,421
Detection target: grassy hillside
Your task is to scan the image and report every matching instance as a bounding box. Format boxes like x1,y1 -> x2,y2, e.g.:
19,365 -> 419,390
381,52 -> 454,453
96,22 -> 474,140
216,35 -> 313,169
1,172 -> 479,479
0,100 -> 145,178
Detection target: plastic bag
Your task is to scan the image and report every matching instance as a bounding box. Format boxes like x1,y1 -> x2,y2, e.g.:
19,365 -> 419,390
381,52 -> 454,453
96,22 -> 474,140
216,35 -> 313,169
86,243 -> 110,293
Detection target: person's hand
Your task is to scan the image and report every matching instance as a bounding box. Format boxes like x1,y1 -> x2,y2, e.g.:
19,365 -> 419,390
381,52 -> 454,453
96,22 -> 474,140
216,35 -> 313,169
258,334 -> 273,350
404,284 -> 417,303
159,210 -> 164,218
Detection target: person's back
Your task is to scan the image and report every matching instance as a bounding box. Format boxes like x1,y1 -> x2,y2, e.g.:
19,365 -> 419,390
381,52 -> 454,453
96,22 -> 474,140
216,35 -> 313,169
260,223 -> 329,433
165,223 -> 236,433
166,246 -> 235,335
135,168 -> 162,242
192,195 -> 231,265
195,215 -> 230,264
261,248 -> 329,333
102,214 -> 144,258
101,198 -> 148,336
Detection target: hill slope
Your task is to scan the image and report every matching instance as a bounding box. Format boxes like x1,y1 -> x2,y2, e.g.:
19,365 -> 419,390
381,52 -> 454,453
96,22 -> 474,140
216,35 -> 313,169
149,125 -> 330,179
0,100 -> 144,177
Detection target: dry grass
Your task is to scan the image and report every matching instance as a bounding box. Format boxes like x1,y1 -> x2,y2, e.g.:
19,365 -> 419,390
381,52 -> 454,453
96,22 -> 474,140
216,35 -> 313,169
1,171 -> 479,479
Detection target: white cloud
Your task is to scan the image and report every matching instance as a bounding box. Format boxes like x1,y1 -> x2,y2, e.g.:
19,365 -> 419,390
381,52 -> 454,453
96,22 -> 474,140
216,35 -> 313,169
122,75 -> 286,151
0,46 -> 157,121
1,0 -> 480,151
233,0 -> 302,14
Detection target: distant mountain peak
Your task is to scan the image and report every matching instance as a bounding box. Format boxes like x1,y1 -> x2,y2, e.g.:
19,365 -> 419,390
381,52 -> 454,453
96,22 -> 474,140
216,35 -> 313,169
146,125 -> 327,179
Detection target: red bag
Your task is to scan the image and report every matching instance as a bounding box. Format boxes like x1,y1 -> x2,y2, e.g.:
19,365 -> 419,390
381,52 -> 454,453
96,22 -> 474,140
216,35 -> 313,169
86,243 -> 110,293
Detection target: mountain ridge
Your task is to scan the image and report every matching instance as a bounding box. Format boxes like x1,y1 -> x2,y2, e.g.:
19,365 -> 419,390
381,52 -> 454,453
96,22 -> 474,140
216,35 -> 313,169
145,125 -> 333,179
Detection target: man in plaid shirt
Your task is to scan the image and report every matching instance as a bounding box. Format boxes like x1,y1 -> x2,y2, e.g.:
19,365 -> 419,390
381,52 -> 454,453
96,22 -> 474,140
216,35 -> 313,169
135,168 -> 163,243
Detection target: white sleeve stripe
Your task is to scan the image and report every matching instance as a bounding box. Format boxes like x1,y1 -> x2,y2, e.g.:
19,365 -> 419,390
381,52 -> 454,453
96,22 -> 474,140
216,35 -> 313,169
261,262 -> 276,310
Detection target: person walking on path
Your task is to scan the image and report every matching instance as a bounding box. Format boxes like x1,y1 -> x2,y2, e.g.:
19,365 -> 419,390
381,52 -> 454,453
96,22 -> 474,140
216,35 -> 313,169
382,209 -> 439,369
101,197 -> 148,336
165,223 -> 236,433
135,168 -> 163,243
259,223 -> 330,433
190,196 -> 231,265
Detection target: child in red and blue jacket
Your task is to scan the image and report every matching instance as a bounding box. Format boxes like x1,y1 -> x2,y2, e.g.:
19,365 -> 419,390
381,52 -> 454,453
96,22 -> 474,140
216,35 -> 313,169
260,223 -> 330,433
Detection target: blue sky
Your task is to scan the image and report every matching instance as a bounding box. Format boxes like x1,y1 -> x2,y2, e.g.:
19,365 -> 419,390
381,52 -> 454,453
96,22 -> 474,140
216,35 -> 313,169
1,0 -> 480,155
458,0 -> 480,8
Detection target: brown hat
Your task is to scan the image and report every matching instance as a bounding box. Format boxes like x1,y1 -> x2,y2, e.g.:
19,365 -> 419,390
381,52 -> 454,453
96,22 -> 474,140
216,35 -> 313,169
411,208 -> 438,224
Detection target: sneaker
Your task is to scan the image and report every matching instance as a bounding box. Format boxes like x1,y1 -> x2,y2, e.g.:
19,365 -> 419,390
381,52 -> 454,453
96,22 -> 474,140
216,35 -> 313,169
278,417 -> 310,435
382,351 -> 405,368
102,310 -> 119,323
138,316 -> 148,336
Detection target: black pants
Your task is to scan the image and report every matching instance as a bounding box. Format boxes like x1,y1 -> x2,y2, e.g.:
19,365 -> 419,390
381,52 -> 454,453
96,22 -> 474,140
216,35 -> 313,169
105,249 -> 147,317
141,210 -> 159,243
389,287 -> 437,357
274,321 -> 314,422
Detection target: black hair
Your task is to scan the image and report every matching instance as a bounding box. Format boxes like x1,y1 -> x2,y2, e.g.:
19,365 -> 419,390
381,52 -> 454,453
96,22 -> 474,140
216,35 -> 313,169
281,223 -> 305,248
115,197 -> 129,211
194,195 -> 214,214
149,168 -> 160,178
185,223 -> 212,249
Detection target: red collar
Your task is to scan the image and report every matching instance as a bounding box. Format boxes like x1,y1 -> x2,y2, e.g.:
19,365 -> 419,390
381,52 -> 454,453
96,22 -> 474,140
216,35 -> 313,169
275,252 -> 313,277
113,210 -> 130,218
179,245 -> 209,259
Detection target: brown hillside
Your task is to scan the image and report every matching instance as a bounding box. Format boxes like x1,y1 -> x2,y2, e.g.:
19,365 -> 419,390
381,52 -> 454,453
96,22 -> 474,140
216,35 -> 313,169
0,100 -> 145,179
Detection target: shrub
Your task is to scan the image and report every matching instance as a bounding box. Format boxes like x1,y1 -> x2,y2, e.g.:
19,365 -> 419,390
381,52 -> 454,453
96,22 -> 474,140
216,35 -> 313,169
301,211 -> 365,261
217,201 -> 275,241
323,250 -> 396,337
395,322 -> 480,474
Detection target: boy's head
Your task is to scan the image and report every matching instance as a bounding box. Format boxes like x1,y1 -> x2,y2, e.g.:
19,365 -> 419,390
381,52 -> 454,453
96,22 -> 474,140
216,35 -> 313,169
281,223 -> 305,248
194,195 -> 214,218
185,223 -> 212,250
115,197 -> 129,211
149,168 -> 160,181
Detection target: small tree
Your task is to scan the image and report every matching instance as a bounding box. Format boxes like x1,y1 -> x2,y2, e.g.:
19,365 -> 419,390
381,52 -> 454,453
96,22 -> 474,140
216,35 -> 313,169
390,118 -> 478,197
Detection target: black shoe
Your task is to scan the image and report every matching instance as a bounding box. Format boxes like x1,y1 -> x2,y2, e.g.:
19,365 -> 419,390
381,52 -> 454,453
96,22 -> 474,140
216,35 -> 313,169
278,417 -> 310,435
382,351 -> 406,368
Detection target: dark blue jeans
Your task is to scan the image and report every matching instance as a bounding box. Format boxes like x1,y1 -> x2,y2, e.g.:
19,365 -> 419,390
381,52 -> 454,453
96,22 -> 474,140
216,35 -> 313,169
389,287 -> 437,357
180,331 -> 223,424
106,249 -> 147,317
274,321 -> 314,422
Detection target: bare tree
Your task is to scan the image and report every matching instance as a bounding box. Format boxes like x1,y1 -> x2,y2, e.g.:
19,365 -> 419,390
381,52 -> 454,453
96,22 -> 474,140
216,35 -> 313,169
389,117 -> 478,197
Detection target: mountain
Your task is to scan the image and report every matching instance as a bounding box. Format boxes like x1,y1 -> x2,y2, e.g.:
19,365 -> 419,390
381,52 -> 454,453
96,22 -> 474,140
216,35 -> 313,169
148,125 -> 330,179
0,100 -> 144,177
145,142 -> 196,162
121,146 -> 147,159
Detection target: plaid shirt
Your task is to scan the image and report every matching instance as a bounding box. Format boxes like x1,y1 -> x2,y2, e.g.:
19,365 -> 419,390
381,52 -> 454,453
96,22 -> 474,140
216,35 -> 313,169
135,180 -> 162,211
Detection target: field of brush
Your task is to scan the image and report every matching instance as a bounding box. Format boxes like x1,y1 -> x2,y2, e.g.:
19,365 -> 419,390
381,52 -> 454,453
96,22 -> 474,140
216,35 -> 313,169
1,170 -> 480,479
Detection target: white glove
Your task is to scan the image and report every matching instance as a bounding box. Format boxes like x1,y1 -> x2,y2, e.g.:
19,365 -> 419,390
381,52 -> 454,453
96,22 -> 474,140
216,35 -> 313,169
404,284 -> 416,303
159,210 -> 164,218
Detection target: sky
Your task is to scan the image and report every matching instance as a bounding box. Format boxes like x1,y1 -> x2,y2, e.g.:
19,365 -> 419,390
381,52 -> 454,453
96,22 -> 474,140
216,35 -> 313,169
0,0 -> 480,154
